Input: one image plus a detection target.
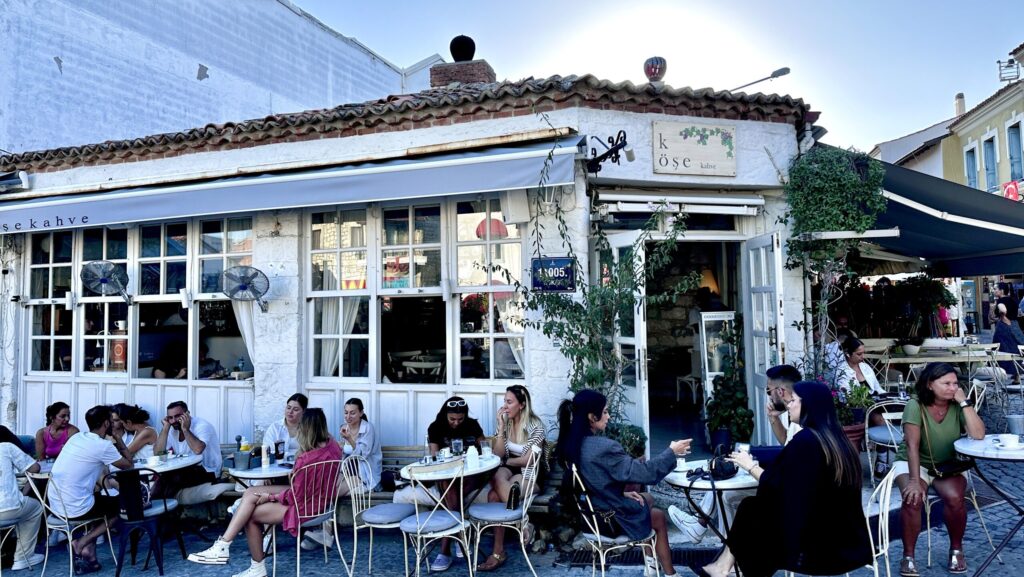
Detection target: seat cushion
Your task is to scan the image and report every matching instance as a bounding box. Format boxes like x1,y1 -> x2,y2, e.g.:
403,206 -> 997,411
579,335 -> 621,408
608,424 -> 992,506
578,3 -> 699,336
122,498 -> 178,520
581,532 -> 631,545
300,512 -> 335,528
399,510 -> 463,534
867,425 -> 903,445
175,482 -> 234,505
361,502 -> 415,525
467,502 -> 524,523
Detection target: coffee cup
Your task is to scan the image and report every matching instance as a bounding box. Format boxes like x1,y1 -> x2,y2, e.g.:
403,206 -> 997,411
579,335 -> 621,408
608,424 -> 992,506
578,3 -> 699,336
998,433 -> 1021,449
676,457 -> 687,470
115,320 -> 127,330
147,455 -> 161,467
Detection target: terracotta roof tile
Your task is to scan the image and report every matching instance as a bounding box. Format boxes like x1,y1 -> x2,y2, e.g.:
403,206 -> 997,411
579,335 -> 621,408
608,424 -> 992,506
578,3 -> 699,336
1,74 -> 810,173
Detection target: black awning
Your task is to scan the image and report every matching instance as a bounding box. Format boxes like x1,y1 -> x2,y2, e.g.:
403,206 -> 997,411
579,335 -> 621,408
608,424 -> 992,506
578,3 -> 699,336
871,161 -> 1024,276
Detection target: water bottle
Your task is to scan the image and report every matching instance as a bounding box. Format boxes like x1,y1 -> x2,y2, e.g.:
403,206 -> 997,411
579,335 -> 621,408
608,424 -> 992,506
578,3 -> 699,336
897,374 -> 907,399
423,434 -> 432,464
237,357 -> 246,372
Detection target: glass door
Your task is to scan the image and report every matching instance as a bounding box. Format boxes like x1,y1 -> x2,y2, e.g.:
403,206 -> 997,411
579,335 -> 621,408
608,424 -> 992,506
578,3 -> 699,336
607,231 -> 650,451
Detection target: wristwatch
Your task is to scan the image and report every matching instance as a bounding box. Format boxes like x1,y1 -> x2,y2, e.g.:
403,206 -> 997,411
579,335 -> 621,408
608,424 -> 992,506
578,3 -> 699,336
959,399 -> 974,408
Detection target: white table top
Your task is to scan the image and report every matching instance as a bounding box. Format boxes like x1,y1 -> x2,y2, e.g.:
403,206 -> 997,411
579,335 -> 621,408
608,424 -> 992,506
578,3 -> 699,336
663,459 -> 759,491
400,454 -> 500,481
31,454 -> 202,475
955,435 -> 1024,461
228,463 -> 294,480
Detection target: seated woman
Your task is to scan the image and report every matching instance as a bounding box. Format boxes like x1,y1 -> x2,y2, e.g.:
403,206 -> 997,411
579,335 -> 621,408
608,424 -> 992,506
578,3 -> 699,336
992,303 -> 1024,384
338,397 -> 382,495
893,362 -> 985,576
263,393 -> 307,460
477,385 -> 546,572
834,337 -> 885,395
35,402 -> 80,460
426,396 -> 485,573
701,380 -> 871,577
112,404 -> 158,460
557,389 -> 690,577
187,408 -> 342,577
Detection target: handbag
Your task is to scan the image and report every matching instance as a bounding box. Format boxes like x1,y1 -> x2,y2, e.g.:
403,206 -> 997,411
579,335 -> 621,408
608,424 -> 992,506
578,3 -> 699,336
921,403 -> 974,479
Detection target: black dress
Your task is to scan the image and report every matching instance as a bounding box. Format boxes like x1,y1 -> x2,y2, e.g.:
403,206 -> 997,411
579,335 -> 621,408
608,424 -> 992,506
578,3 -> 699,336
728,430 -> 872,577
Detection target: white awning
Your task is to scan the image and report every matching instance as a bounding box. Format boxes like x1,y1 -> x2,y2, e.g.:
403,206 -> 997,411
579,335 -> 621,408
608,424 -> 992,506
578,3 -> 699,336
0,137 -> 582,233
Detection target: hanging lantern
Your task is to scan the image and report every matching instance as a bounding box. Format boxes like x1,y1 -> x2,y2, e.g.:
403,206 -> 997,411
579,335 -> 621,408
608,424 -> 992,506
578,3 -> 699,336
475,218 -> 509,240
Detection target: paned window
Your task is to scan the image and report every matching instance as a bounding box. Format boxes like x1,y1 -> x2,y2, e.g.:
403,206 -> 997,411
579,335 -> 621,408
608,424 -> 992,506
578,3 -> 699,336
138,223 -> 188,295
311,296 -> 370,377
455,200 -> 521,287
965,148 -> 979,189
198,218 -> 253,293
382,206 -> 441,289
310,210 -> 368,291
28,232 -> 73,371
983,137 -> 998,192
1008,122 -> 1023,182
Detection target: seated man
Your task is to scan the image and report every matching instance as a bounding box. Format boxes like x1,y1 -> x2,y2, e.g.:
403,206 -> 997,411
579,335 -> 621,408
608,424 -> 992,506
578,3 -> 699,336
154,401 -> 222,498
668,364 -> 802,542
49,405 -> 133,571
197,343 -> 227,379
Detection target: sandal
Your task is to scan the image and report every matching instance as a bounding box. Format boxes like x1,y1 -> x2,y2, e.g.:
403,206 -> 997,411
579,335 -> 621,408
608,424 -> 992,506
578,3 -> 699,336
73,556 -> 102,575
476,553 -> 508,572
899,556 -> 919,577
948,549 -> 967,574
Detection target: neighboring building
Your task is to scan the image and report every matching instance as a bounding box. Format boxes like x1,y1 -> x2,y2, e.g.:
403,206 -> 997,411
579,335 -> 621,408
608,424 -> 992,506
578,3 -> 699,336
869,112 -> 958,177
0,56 -> 816,449
0,0 -> 440,154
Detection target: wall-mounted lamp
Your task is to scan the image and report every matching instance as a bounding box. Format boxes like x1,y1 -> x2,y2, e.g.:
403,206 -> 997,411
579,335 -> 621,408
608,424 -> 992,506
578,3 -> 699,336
587,130 -> 634,173
179,288 -> 191,310
0,170 -> 30,192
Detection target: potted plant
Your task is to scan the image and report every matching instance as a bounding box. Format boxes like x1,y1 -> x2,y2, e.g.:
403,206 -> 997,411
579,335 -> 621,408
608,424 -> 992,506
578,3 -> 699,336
834,383 -> 873,450
606,422 -> 647,459
704,321 -> 754,453
895,335 -> 925,356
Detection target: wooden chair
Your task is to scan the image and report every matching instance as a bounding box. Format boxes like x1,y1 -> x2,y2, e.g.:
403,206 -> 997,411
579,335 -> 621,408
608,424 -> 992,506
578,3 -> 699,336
403,361 -> 444,383
270,459 -> 349,577
340,454 -> 415,576
570,464 -> 658,577
26,471 -> 116,577
468,445 -> 543,577
399,461 -> 472,577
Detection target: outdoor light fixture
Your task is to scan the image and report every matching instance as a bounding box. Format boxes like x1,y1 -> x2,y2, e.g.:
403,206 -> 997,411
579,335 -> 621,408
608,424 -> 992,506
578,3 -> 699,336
0,170 -> 30,192
730,67 -> 791,92
587,130 -> 634,173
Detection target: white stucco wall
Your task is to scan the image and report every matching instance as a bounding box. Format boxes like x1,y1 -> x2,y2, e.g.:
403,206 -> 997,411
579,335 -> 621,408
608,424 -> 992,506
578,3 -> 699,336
901,147 -> 944,177
0,0 -> 440,154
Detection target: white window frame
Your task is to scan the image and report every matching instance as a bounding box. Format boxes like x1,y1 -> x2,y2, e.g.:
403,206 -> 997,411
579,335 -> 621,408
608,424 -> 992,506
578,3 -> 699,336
135,221 -> 190,300
78,226 -> 132,375
963,140 -> 980,189
376,201 -> 446,296
25,231 -> 75,374
195,216 -> 255,298
1005,112 -> 1024,182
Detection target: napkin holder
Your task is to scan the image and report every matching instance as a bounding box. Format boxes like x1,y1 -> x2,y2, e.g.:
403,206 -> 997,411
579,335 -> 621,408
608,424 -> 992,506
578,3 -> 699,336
233,449 -> 275,470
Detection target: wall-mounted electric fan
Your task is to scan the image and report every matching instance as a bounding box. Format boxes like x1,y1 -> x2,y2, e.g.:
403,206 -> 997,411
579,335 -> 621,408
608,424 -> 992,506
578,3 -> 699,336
80,261 -> 132,305
222,265 -> 270,312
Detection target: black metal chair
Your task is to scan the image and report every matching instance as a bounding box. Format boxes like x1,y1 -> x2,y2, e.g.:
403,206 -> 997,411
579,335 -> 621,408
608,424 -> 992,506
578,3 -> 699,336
101,468 -> 185,576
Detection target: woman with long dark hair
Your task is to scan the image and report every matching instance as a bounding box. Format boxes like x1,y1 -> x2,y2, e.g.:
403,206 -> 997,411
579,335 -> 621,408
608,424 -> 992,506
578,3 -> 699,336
700,381 -> 871,577
892,362 -> 984,576
834,337 -> 884,394
338,397 -> 382,495
188,408 -> 342,577
263,393 -> 308,459
35,401 -> 79,460
111,403 -> 157,460
556,390 -> 690,577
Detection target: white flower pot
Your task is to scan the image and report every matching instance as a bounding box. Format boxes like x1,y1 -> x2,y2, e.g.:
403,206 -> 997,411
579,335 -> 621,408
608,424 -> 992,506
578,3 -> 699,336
902,344 -> 920,356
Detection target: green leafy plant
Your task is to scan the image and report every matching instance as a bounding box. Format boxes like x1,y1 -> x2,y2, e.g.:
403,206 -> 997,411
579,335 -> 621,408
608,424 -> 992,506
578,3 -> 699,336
606,422 -> 648,459
780,146 -> 886,378
835,383 -> 873,426
704,320 -> 754,443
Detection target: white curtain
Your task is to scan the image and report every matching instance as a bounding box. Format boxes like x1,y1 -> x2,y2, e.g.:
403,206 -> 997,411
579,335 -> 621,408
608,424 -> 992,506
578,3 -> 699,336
339,297 -> 361,372
496,296 -> 526,376
319,298 -> 340,377
231,300 -> 257,364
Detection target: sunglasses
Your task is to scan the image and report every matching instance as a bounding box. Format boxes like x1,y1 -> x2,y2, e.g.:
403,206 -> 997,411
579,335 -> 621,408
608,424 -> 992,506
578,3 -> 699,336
446,400 -> 467,408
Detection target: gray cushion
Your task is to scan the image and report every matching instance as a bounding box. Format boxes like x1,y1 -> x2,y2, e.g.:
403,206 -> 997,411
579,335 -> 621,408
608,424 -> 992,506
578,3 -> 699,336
867,425 -> 903,446
581,532 -> 631,545
399,510 -> 463,534
300,512 -> 335,528
467,502 -> 524,523
361,503 -> 415,525
121,498 -> 178,520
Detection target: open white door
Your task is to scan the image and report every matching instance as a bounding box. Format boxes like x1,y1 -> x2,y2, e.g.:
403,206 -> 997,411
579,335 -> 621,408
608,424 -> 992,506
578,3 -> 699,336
746,232 -> 785,444
606,231 -> 650,452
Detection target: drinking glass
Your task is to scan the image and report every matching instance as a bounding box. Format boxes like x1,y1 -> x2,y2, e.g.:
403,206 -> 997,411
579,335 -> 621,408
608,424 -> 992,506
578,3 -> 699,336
480,440 -> 493,457
451,438 -> 464,455
896,374 -> 907,399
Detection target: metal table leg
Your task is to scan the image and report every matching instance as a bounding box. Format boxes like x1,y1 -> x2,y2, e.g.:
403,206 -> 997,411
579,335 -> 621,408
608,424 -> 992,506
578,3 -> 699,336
969,463 -> 1024,576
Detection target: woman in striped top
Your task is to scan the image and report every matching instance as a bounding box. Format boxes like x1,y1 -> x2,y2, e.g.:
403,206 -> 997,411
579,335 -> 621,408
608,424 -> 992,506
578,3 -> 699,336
477,384 -> 546,571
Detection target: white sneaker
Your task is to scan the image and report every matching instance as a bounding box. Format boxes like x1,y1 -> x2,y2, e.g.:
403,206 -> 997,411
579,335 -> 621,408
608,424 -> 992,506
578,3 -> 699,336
187,538 -> 231,565
453,543 -> 463,559
430,553 -> 453,572
96,534 -> 105,546
643,555 -> 659,577
231,559 -> 267,577
11,553 -> 45,570
667,505 -> 707,543
47,532 -> 68,547
304,528 -> 331,546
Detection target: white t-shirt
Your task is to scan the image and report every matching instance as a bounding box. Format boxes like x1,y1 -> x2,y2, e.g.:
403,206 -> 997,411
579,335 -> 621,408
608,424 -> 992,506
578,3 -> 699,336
263,420 -> 299,455
785,421 -> 802,444
49,432 -> 122,518
835,361 -> 884,395
0,443 -> 34,512
166,416 -> 222,474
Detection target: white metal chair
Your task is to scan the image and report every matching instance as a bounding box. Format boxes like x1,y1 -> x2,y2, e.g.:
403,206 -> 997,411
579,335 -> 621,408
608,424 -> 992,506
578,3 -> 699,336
26,471 -> 116,577
923,470 -> 1000,568
468,445 -> 542,577
400,461 -> 473,577
865,401 -> 906,488
402,361 -> 445,383
570,464 -> 658,577
862,468 -> 898,577
340,454 -> 414,576
968,379 -> 990,413
0,516 -> 30,577
270,459 -> 349,577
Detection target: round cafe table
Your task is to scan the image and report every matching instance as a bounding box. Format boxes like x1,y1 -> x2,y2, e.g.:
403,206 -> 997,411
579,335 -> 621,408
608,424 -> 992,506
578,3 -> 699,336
136,454 -> 203,474
228,463 -> 294,488
664,459 -> 759,541
954,435 -> 1024,576
401,454 -> 501,506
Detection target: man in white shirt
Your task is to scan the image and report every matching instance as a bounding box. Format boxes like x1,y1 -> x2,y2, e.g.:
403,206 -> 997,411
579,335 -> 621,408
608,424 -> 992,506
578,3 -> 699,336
668,364 -> 802,542
153,401 -> 222,497
50,405 -> 133,567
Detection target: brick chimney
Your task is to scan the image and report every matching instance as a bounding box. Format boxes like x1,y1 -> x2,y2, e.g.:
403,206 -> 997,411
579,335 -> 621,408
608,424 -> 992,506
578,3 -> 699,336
430,59 -> 496,87
954,92 -> 966,116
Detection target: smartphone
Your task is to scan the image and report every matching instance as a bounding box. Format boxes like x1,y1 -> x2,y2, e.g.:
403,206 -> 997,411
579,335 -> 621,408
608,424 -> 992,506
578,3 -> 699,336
279,463 -> 293,469
734,442 -> 751,454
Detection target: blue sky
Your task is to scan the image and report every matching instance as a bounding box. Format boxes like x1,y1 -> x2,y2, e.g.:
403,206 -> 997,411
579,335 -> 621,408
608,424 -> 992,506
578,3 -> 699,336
295,0 -> 1022,151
